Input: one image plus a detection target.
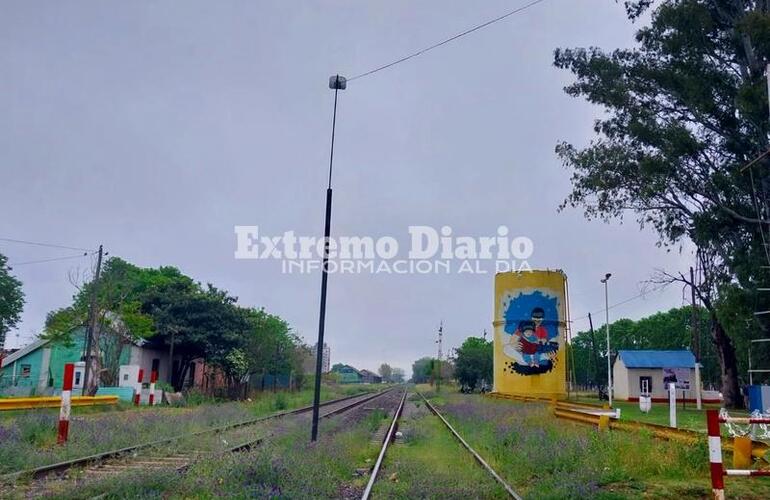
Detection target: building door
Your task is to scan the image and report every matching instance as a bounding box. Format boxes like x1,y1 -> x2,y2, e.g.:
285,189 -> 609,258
639,376 -> 652,395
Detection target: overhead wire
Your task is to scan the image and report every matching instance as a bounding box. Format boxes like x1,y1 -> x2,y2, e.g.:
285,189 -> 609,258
347,0 -> 549,82
8,252 -> 92,267
569,282 -> 672,325
0,237 -> 92,252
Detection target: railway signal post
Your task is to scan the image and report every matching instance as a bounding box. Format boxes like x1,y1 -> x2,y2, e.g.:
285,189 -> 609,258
57,363 -> 75,444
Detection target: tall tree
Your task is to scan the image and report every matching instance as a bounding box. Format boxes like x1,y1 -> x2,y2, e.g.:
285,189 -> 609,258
554,0 -> 770,407
0,253 -> 24,350
45,257 -> 157,393
241,307 -> 305,390
143,284 -> 249,390
411,357 -> 435,384
454,337 -> 493,391
378,363 -> 393,383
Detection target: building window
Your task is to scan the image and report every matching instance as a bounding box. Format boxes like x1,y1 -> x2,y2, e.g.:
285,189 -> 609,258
639,376 -> 652,394
20,364 -> 31,378
75,371 -> 82,386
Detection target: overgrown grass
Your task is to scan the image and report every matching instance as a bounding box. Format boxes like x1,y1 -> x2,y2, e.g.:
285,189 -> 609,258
371,405 -> 508,498
0,383 -> 375,474
47,397 -> 390,499
569,394 -> 750,435
430,393 -> 770,499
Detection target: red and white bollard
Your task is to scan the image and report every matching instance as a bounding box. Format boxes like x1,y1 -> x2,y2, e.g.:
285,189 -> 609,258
148,370 -> 157,406
57,363 -> 75,444
707,409 -> 725,500
133,368 -> 144,406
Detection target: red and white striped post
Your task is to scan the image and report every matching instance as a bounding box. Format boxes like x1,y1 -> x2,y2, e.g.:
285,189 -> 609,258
57,363 -> 75,444
707,410 -> 725,500
133,368 -> 144,406
148,370 -> 158,406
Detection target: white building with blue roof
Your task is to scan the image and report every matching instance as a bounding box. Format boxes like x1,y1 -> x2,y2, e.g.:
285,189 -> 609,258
613,349 -> 719,403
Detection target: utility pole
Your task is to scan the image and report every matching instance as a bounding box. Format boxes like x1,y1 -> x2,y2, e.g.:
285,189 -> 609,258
690,267 -> 700,360
167,328 -> 176,389
600,273 -> 613,407
588,313 -> 600,388
311,74 -> 346,442
690,266 -> 703,410
82,245 -> 103,396
436,321 -> 443,393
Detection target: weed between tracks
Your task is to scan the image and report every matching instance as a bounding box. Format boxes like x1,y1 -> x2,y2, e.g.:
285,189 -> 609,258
42,394 -> 396,499
0,384 -> 374,475
370,399 -> 509,499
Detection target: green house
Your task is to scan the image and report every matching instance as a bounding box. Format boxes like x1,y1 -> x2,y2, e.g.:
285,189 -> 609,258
0,328 -> 132,396
331,364 -> 363,384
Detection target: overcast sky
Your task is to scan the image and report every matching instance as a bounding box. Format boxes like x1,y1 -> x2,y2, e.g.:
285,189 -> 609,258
0,1 -> 693,376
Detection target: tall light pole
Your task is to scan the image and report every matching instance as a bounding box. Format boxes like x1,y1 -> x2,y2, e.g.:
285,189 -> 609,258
311,75 -> 346,442
600,273 -> 612,407
435,321 -> 443,393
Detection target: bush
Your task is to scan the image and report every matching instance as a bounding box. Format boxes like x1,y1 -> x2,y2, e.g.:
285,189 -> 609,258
19,414 -> 56,447
183,388 -> 219,406
274,392 -> 288,410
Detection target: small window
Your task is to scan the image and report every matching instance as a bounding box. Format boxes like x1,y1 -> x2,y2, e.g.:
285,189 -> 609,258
123,374 -> 129,381
21,364 -> 31,378
75,372 -> 81,386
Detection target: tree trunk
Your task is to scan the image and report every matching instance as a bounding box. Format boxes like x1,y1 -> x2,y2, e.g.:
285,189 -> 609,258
176,360 -> 190,392
710,313 -> 743,409
85,327 -> 102,396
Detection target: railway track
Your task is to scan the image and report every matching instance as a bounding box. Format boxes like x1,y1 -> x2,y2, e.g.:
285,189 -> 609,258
361,390 -> 521,500
3,388 -> 396,497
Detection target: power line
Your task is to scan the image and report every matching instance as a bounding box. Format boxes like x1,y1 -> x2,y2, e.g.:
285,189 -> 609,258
570,282 -> 672,325
0,237 -> 92,252
347,0 -> 549,82
9,252 -> 92,267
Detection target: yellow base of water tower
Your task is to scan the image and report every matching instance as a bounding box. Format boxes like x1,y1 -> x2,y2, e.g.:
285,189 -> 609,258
493,270 -> 568,400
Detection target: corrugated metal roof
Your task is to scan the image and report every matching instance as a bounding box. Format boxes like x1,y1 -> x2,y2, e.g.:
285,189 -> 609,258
617,350 -> 695,368
1,338 -> 49,366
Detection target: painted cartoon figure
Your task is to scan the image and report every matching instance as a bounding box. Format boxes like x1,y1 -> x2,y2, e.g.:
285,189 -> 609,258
510,321 -> 540,367
502,292 -> 561,376
531,307 -> 549,344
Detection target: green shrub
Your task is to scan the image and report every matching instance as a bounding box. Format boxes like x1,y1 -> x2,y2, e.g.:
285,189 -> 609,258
274,392 -> 288,410
183,388 -> 218,406
19,415 -> 56,447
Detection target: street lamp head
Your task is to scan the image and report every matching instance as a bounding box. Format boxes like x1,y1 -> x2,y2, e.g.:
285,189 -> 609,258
329,75 -> 347,90
600,273 -> 612,283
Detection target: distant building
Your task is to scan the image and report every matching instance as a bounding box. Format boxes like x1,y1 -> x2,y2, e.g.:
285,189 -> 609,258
359,369 -> 382,384
312,343 -> 330,373
613,349 -> 719,403
331,364 -> 363,384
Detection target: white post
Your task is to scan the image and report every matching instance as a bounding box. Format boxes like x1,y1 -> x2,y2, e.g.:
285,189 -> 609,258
669,382 -> 677,428
695,362 -> 702,410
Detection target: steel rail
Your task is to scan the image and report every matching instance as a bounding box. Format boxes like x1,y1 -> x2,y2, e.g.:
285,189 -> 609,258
85,389 -> 400,500
361,389 -> 408,500
209,388 -> 399,460
1,388 -> 389,483
418,392 -> 522,500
